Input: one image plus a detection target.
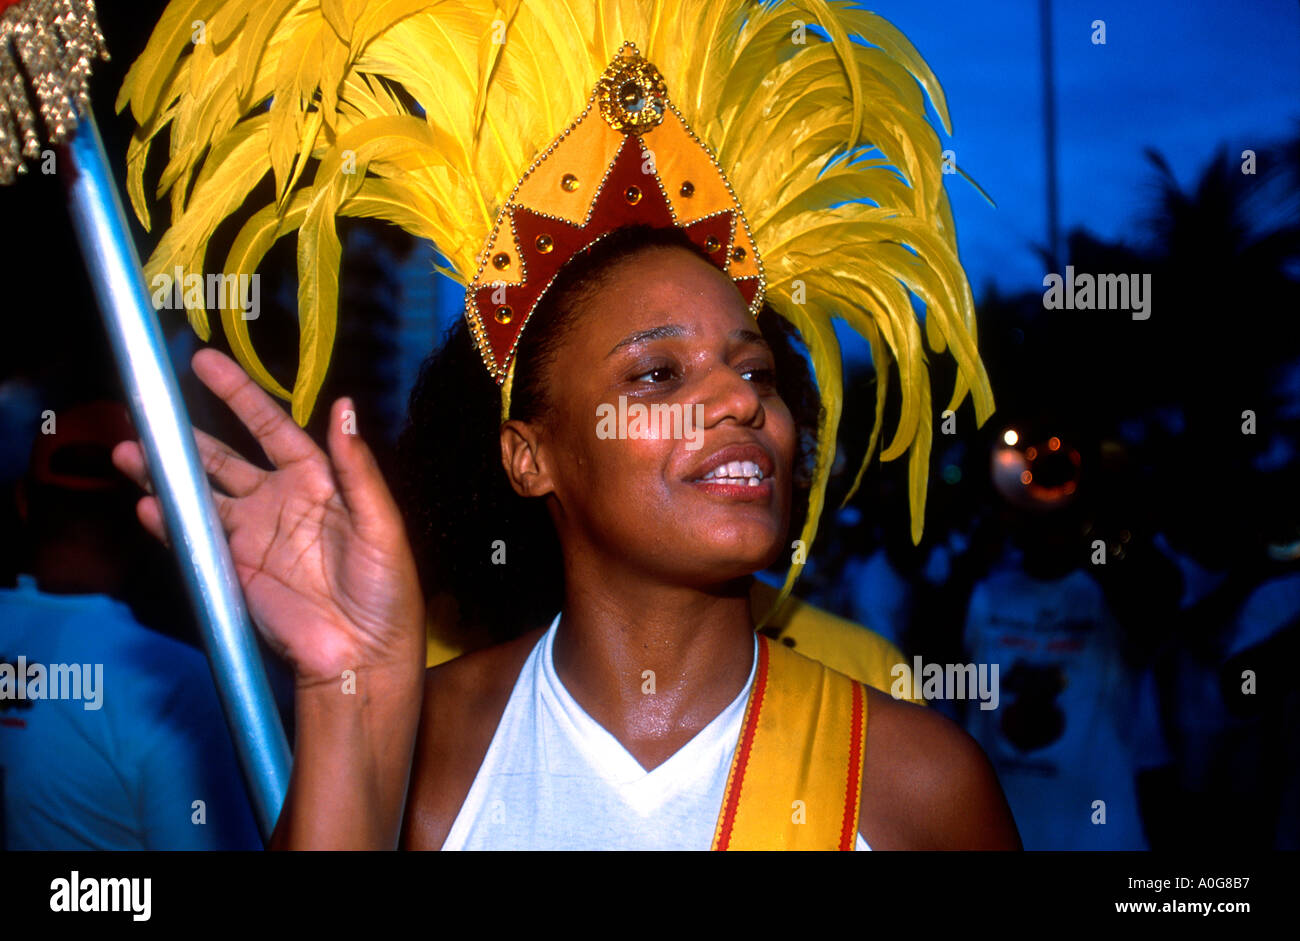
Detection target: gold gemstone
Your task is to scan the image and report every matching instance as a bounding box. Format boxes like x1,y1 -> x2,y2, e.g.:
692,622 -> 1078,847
704,236 -> 721,253
619,80 -> 646,113
679,181 -> 694,198
492,252 -> 510,270
625,185 -> 642,205
595,48 -> 668,132
494,305 -> 513,324
561,173 -> 579,192
535,234 -> 554,253
732,246 -> 746,262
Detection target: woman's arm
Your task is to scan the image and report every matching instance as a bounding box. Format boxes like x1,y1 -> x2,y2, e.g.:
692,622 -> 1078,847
269,659 -> 425,850
114,349 -> 429,849
861,687 -> 1023,850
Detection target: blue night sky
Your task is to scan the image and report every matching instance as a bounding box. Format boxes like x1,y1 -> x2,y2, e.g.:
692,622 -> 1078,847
412,1 -> 1300,363
869,0 -> 1300,296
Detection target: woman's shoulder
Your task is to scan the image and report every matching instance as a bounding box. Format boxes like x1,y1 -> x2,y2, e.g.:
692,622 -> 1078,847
859,685 -> 1022,850
424,624 -> 546,703
401,625 -> 547,849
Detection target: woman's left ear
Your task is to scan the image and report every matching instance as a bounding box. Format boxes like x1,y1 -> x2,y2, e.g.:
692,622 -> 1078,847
499,420 -> 555,498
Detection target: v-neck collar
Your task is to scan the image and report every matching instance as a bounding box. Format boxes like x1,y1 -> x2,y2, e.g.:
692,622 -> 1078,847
536,614 -> 757,816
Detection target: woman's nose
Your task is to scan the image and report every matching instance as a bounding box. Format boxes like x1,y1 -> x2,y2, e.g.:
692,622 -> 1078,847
697,361 -> 764,429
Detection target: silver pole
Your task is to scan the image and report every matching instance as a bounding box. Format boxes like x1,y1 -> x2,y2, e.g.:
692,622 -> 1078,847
60,112 -> 290,842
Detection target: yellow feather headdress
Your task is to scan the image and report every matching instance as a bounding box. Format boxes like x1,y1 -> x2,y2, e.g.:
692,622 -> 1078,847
121,0 -> 995,609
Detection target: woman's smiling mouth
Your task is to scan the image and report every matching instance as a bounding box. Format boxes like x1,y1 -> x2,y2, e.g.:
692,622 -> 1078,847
699,460 -> 765,485
685,444 -> 776,500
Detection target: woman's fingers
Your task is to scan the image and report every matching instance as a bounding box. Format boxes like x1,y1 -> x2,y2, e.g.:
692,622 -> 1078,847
193,427 -> 265,497
111,439 -> 152,493
113,430 -> 264,500
326,397 -> 398,533
114,438 -> 238,547
135,495 -> 168,546
132,493 -> 232,546
191,348 -> 320,470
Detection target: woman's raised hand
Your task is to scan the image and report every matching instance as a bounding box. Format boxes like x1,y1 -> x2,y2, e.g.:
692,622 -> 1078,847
112,348 -> 426,688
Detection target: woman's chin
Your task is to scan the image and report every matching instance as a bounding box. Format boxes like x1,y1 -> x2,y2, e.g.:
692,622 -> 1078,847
684,528 -> 785,577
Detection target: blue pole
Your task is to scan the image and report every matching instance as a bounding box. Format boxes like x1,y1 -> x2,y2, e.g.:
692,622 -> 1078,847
61,112 -> 290,842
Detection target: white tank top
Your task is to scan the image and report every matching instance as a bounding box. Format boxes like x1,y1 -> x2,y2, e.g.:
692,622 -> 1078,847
442,613 -> 871,850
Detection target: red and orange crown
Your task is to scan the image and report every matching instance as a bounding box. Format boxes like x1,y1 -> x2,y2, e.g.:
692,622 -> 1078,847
464,42 -> 766,392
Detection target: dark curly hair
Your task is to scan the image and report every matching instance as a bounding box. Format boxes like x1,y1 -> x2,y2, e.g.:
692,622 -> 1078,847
396,224 -> 821,642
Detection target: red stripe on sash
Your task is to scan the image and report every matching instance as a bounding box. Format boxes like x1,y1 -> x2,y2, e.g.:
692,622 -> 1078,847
713,637 -> 770,851
839,682 -> 865,850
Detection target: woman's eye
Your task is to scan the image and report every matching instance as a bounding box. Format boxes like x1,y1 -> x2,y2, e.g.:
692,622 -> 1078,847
741,366 -> 777,386
631,366 -> 677,383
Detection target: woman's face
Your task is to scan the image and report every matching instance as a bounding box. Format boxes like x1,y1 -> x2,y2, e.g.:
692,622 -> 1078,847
511,245 -> 797,587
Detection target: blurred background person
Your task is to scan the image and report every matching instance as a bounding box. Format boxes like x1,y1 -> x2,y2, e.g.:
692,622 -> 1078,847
959,419 -> 1173,849
0,401 -> 260,850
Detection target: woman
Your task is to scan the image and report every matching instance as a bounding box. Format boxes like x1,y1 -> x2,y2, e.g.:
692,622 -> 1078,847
112,221 -> 1018,849
113,0 -> 1018,848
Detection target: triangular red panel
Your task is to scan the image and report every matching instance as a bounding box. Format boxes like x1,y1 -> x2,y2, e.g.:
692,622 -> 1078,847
475,137 -> 739,375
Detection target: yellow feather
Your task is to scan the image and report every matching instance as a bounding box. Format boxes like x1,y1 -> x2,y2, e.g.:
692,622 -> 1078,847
119,0 -> 221,121
319,0 -> 364,42
907,375 -> 933,544
835,4 -> 953,135
291,115 -> 456,420
145,114 -> 273,327
125,75 -> 185,231
220,193 -> 311,401
798,0 -> 866,145
235,0 -> 299,105
760,288 -> 843,625
293,203 -> 341,426
340,178 -> 442,239
473,3 -> 519,140
269,19 -> 327,201
180,248 -> 212,339
839,318 -> 891,508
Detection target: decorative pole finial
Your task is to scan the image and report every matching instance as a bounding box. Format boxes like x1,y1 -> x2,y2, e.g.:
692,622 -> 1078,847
0,0 -> 108,184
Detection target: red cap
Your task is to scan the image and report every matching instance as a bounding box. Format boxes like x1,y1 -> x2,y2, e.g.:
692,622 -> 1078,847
28,401 -> 135,492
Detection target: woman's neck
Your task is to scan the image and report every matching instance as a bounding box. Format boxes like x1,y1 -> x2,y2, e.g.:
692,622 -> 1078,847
550,570 -> 757,772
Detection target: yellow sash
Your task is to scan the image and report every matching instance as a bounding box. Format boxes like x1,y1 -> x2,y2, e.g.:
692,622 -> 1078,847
711,635 -> 868,850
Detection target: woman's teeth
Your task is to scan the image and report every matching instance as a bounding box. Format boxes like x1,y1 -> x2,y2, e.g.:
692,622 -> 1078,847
700,460 -> 765,486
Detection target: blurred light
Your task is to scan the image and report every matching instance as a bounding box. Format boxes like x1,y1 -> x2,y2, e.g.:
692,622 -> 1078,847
1003,429 -> 1019,446
1048,436 -> 1061,451
942,463 -> 962,484
1025,446 -> 1038,460
1063,480 -> 1077,496
1118,418 -> 1146,445
1020,470 -> 1033,485
1268,539 -> 1300,562
1252,433 -> 1295,473
1155,405 -> 1186,436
